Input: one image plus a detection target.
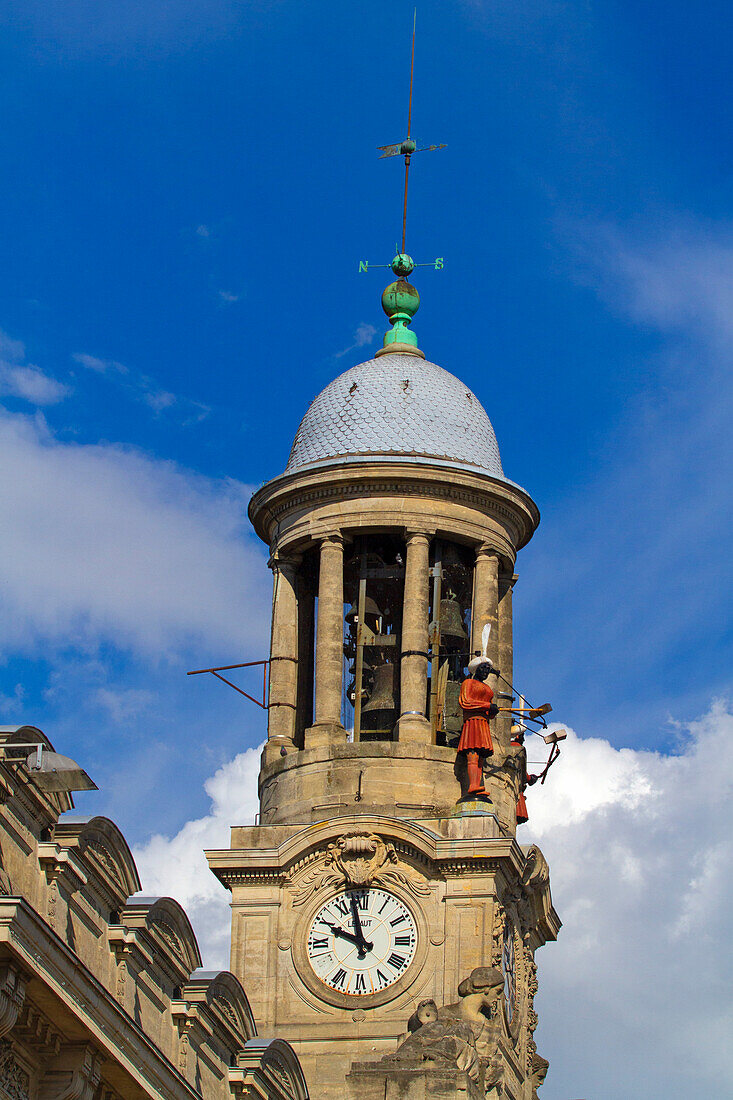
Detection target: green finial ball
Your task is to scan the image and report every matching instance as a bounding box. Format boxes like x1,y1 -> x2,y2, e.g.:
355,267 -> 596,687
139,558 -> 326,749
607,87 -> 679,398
400,139 -> 417,155
391,253 -> 415,277
382,278 -> 420,320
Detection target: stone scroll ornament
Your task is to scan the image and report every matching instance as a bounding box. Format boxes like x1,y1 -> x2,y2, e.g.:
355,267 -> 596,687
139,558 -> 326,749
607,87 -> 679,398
379,967 -> 505,1086
288,831 -> 430,906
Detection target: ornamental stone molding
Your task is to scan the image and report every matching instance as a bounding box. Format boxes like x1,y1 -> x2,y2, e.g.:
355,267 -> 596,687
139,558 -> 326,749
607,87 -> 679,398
0,964 -> 28,1039
38,1043 -> 103,1100
286,830 -> 431,906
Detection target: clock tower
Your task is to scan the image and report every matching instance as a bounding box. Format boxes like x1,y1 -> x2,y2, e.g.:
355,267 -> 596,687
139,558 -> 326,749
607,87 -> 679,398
206,269 -> 560,1100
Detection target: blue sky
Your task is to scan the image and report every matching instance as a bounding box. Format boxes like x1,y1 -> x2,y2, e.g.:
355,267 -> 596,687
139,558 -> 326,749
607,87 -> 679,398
0,3 -> 732,1095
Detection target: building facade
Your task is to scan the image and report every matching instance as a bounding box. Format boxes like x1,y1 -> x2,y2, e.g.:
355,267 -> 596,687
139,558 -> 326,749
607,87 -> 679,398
0,725 -> 308,1100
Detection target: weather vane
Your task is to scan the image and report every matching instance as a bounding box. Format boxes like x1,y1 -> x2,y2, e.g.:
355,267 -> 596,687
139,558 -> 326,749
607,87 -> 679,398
359,9 -> 446,277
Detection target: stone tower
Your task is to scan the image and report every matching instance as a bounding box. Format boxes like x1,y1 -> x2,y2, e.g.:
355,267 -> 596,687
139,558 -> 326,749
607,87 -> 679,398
207,269 -> 560,1100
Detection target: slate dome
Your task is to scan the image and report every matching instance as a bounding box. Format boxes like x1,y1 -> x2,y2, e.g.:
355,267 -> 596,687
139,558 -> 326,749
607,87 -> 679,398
285,353 -> 503,477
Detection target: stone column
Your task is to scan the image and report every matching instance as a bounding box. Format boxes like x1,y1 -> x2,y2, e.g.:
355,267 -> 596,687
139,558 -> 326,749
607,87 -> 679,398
496,570 -> 516,748
397,531 -> 432,743
306,534 -> 347,749
471,545 -> 500,689
263,551 -> 300,767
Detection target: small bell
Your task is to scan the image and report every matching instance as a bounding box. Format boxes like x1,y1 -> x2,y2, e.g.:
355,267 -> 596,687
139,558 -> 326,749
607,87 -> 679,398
439,594 -> 468,642
345,596 -> 383,629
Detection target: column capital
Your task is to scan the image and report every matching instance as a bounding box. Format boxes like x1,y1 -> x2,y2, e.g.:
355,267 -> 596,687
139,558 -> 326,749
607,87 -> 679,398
318,532 -> 345,549
403,528 -> 432,544
268,550 -> 302,572
475,542 -> 501,562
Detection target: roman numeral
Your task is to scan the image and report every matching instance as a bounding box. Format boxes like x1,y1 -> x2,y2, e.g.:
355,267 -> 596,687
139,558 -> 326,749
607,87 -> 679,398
375,968 -> 389,988
390,915 -> 406,927
354,972 -> 367,992
331,968 -> 347,989
387,953 -> 406,970
378,898 -> 390,914
394,935 -> 412,946
310,937 -> 328,950
355,892 -> 369,910
333,899 -> 348,917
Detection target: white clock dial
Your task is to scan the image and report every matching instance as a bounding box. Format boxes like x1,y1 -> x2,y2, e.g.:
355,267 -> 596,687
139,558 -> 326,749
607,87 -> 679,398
306,888 -> 418,996
502,918 -> 516,1020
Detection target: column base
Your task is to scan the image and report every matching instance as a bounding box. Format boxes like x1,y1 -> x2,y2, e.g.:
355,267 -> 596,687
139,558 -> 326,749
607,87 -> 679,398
304,722 -> 349,750
261,737 -> 296,768
396,713 -> 433,744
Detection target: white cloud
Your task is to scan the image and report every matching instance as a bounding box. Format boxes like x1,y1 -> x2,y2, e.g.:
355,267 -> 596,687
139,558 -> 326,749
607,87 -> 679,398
94,687 -> 155,723
0,408 -> 269,657
133,745 -> 262,969
72,352 -> 128,376
0,327 -> 69,405
217,289 -> 239,304
334,322 -> 378,359
132,703 -> 733,1098
526,702 -> 733,1098
590,226 -> 733,351
0,363 -> 69,405
72,350 -> 210,422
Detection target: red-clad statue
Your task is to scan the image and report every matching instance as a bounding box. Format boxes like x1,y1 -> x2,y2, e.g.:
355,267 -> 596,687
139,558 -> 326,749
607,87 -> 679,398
458,657 -> 498,798
510,728 -> 539,824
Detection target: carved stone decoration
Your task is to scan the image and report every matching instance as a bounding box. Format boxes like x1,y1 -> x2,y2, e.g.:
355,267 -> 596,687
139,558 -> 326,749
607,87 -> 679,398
115,960 -> 127,1005
378,967 -> 504,1086
47,879 -> 59,932
288,831 -> 430,905
178,1030 -> 189,1074
0,1040 -> 30,1100
15,1005 -> 62,1057
214,996 -> 239,1030
490,901 -> 505,969
530,1052 -> 549,1098
0,965 -> 27,1039
154,920 -> 183,961
326,832 -> 394,888
38,1043 -> 103,1100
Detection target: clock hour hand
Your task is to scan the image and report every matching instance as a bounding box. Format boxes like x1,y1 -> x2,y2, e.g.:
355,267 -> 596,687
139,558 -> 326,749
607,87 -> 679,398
327,922 -> 373,956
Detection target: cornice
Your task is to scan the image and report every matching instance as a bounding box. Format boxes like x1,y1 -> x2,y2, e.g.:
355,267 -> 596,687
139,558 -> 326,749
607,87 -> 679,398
248,460 -> 540,552
207,814 -> 526,888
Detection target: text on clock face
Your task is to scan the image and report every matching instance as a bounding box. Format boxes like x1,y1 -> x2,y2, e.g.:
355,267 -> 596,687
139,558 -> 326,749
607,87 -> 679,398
306,887 -> 418,996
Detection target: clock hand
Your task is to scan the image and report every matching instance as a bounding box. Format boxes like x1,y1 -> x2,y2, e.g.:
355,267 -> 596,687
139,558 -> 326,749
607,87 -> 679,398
350,894 -> 371,954
328,922 -> 373,954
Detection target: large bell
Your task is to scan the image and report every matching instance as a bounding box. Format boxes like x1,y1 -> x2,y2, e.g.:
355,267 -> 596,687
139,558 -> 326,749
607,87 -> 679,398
362,662 -> 397,713
440,595 -> 468,643
345,596 -> 383,629
360,661 -> 397,740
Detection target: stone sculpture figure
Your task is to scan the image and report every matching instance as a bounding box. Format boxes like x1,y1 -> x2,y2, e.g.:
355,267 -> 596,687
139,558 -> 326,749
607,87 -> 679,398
509,729 -> 539,825
458,659 -> 499,797
381,967 -> 504,1083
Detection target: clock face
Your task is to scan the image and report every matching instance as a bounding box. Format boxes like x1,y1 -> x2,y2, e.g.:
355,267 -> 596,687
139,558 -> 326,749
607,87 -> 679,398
306,887 -> 418,996
502,918 -> 516,1020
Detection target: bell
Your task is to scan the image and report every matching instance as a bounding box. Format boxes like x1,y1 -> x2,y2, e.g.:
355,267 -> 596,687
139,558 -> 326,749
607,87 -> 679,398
440,595 -> 468,642
360,661 -> 397,740
345,596 -> 383,628
361,662 -> 397,714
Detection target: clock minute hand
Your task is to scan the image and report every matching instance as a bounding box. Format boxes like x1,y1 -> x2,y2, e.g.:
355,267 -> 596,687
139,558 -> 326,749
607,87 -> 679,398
350,894 -> 372,954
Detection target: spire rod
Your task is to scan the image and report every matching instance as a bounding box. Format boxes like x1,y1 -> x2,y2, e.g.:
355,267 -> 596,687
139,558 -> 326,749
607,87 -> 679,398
377,9 -> 445,258
401,8 -> 417,253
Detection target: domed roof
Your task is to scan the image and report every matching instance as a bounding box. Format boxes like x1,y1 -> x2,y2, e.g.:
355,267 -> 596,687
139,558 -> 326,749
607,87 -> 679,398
285,353 -> 504,477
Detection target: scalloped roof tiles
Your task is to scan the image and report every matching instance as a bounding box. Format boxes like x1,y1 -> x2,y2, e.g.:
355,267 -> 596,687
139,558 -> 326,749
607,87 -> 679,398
285,353 -> 503,476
